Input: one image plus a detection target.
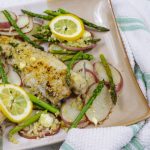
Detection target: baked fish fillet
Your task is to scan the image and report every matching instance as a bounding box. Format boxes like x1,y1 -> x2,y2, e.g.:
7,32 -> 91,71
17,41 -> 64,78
0,36 -> 87,104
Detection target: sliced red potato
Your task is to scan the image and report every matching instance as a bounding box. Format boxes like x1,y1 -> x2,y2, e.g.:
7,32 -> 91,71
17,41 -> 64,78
93,62 -> 123,92
0,11 -> 17,29
7,65 -> 22,86
77,69 -> 97,88
61,97 -> 87,124
73,60 -> 94,72
77,120 -> 90,128
19,113 -> 60,139
17,15 -> 30,29
21,17 -> 34,33
63,120 -> 90,128
0,22 -> 11,30
73,60 -> 98,87
85,83 -> 113,125
0,17 -> 33,36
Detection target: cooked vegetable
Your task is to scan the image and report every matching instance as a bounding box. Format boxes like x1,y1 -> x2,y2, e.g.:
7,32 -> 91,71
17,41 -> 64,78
8,111 -> 44,143
60,53 -> 94,62
61,97 -> 87,124
33,34 -> 58,43
86,38 -> 101,44
44,10 -> 61,17
45,8 -> 109,32
0,11 -> 17,29
19,113 -> 60,139
70,80 -> 104,129
100,54 -> 117,104
93,62 -> 123,92
28,93 -> 60,115
74,68 -> 97,88
22,9 -> 53,21
17,15 -> 30,29
58,42 -> 97,51
73,60 -> 94,72
35,25 -> 51,38
0,59 -> 8,83
2,10 -> 43,50
66,51 -> 83,85
73,60 -> 98,87
49,49 -> 77,55
85,83 -> 112,125
20,17 -> 34,33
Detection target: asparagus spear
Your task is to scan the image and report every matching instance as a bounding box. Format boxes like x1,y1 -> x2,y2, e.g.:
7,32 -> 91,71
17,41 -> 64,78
66,51 -> 83,85
33,34 -> 58,43
86,38 -> 101,44
100,54 -> 117,105
50,49 -> 77,55
8,111 -> 44,143
28,93 -> 60,115
21,9 -> 54,21
0,59 -> 9,84
58,8 -> 109,32
70,80 -> 104,129
45,8 -> 109,32
44,10 -> 61,16
3,10 -> 44,50
60,53 -> 93,62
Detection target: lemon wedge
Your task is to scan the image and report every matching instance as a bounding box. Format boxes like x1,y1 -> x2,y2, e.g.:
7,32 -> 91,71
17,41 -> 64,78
0,84 -> 32,123
49,14 -> 84,41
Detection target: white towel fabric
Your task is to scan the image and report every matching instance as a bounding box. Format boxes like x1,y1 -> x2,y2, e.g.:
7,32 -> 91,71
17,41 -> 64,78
1,0 -> 150,150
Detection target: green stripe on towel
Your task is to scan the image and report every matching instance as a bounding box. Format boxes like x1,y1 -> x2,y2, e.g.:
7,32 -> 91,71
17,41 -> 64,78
61,142 -> 74,150
122,143 -> 132,150
131,137 -> 144,150
144,73 -> 150,89
119,25 -> 149,32
123,138 -> 144,150
116,17 -> 144,25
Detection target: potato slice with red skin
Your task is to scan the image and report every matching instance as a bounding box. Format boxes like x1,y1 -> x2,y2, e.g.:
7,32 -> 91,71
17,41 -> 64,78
61,97 -> 87,124
93,62 -> 123,92
85,83 -> 113,125
0,11 -> 17,30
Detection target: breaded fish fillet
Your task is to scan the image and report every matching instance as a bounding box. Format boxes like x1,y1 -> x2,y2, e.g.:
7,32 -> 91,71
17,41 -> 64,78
0,36 -> 87,104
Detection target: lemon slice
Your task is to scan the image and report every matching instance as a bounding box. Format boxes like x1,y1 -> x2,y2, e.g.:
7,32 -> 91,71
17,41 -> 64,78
0,84 -> 32,123
49,14 -> 84,41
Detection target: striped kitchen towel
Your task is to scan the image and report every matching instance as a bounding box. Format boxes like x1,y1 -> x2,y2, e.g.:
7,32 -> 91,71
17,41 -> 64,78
60,0 -> 150,149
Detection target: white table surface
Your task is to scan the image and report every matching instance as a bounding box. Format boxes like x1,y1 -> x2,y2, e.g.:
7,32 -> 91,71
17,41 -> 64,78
0,0 -> 62,149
